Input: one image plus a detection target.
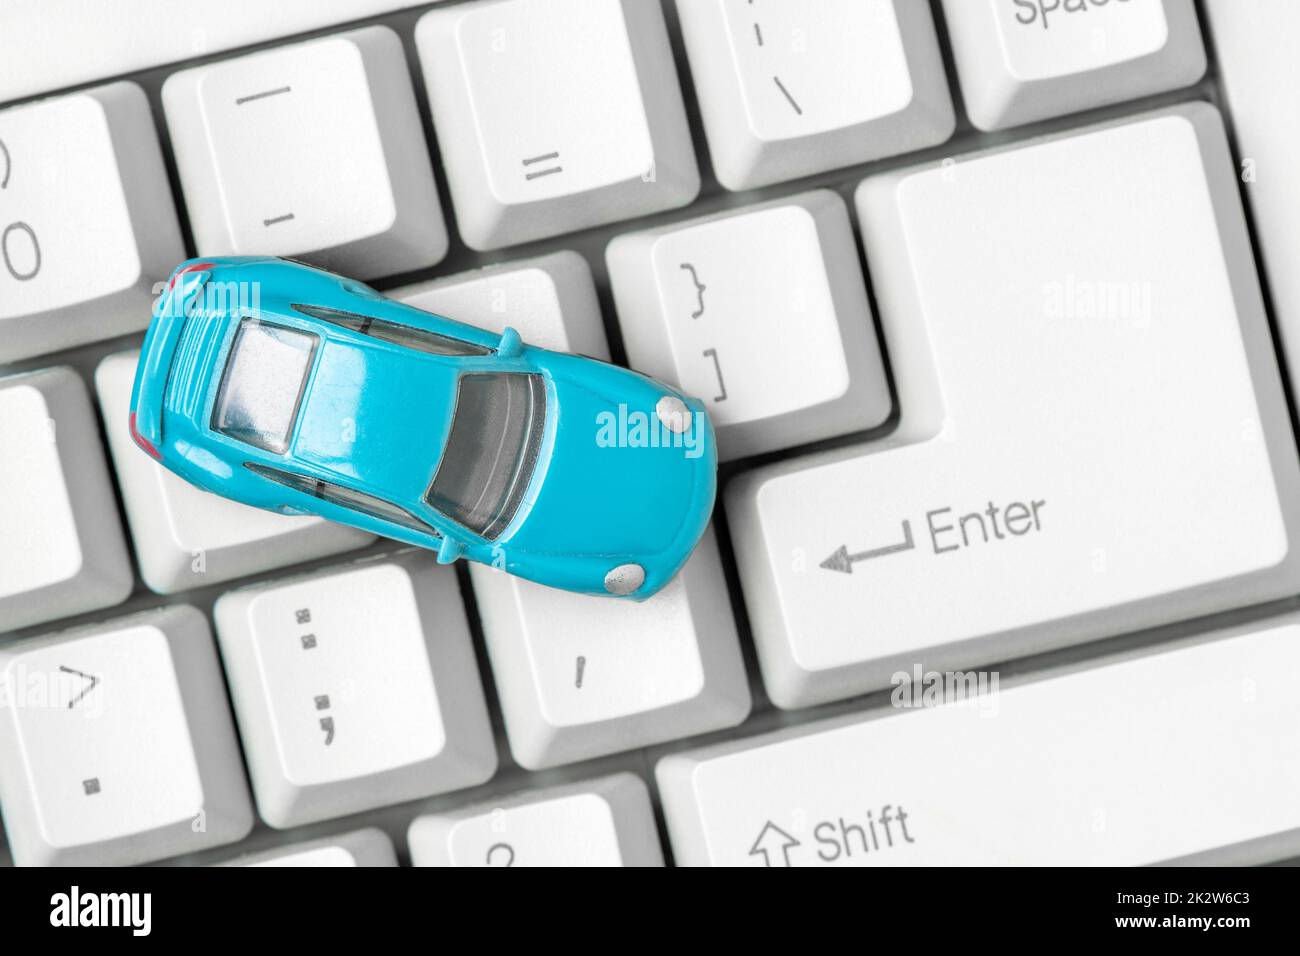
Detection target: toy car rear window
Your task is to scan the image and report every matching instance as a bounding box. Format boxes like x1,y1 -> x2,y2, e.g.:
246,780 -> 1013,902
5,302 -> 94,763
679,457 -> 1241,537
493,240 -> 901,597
244,462 -> 440,537
426,372 -> 546,540
212,318 -> 318,454
291,303 -> 491,356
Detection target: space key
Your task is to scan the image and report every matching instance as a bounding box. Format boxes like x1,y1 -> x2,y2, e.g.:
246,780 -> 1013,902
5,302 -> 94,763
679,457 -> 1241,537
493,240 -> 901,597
657,617 -> 1300,866
0,1 -> 427,103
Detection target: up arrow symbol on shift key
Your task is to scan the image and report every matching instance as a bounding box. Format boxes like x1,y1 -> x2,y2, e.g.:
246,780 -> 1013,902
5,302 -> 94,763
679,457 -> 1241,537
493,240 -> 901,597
749,820 -> 801,867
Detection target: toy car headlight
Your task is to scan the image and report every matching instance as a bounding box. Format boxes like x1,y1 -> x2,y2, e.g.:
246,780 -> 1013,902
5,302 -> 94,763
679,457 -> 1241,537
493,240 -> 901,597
604,563 -> 645,595
655,395 -> 691,434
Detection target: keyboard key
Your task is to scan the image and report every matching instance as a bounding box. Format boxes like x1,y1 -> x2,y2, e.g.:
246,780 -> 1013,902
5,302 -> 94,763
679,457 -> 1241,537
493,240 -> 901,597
675,0 -> 953,190
1204,1 -> 1300,406
0,1 -> 442,103
221,828 -> 398,866
213,552 -> 497,828
727,104 -> 1300,709
392,251 -> 609,357
415,0 -> 699,250
470,528 -> 750,769
0,82 -> 184,362
0,368 -> 132,633
0,606 -> 254,866
163,26 -> 448,279
608,190 -> 889,459
408,773 -> 663,867
94,351 -> 374,595
940,0 -> 1205,131
659,616 -> 1300,866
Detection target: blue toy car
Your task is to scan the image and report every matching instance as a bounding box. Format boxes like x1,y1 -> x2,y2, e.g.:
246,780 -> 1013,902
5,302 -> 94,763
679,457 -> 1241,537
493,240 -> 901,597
130,256 -> 716,599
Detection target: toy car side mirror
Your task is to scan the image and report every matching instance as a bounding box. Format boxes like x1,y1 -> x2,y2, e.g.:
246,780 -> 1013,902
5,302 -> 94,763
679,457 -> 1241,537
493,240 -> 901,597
498,326 -> 523,359
437,535 -> 465,565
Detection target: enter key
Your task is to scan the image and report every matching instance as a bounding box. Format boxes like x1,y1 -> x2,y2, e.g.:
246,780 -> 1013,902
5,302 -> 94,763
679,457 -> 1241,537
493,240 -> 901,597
725,104 -> 1300,710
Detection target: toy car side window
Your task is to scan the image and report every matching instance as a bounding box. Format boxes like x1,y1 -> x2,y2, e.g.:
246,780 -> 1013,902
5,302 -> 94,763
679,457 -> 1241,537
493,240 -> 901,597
244,462 -> 440,537
426,372 -> 546,540
212,318 -> 318,453
291,303 -> 490,356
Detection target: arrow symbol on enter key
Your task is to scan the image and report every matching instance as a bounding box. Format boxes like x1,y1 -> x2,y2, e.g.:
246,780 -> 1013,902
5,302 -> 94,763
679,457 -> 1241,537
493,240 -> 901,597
821,520 -> 915,574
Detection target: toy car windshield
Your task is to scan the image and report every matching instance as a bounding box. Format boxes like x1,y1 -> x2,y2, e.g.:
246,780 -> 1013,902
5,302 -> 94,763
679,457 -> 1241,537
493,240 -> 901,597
426,372 -> 546,540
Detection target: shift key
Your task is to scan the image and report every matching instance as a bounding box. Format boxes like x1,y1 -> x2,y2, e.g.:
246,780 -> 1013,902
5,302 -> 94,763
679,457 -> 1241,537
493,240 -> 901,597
657,617 -> 1300,866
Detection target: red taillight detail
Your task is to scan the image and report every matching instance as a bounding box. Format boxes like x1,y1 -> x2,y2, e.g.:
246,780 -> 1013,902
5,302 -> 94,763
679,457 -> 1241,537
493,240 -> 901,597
166,261 -> 214,291
129,410 -> 163,461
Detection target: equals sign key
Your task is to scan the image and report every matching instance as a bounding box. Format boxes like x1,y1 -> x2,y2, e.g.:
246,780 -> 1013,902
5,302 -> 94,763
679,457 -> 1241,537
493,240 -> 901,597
522,151 -> 563,180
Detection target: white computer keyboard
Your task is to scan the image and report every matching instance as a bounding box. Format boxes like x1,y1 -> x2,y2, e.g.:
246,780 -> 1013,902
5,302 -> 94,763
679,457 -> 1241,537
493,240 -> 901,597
2,0 -> 1300,867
